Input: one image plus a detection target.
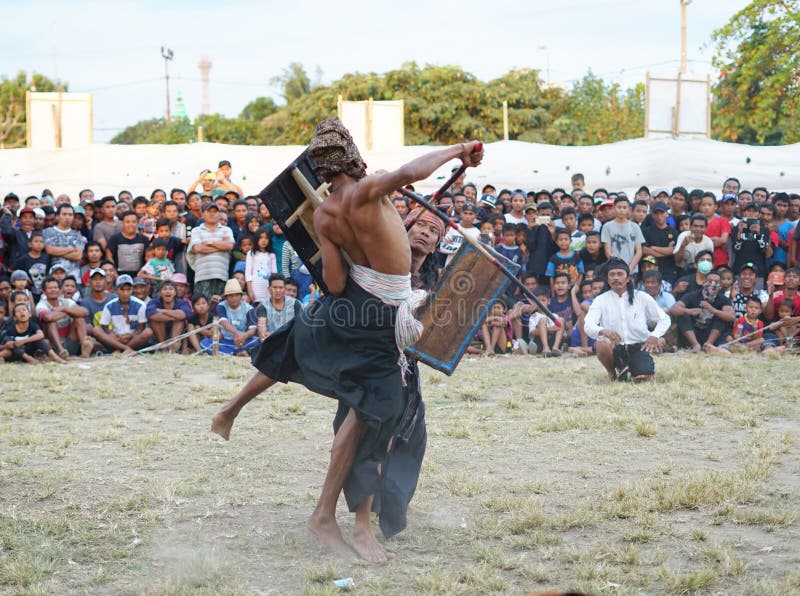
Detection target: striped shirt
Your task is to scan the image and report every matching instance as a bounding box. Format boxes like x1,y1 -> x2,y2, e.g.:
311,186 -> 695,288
188,223 -> 233,282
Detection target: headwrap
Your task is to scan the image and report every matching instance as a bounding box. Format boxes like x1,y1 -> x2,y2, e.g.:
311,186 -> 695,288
602,257 -> 635,304
307,117 -> 367,181
403,207 -> 446,241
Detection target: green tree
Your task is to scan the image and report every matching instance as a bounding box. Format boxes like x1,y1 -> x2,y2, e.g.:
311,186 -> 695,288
240,97 -> 278,121
110,118 -> 194,144
0,71 -> 66,148
711,0 -> 800,144
271,62 -> 312,103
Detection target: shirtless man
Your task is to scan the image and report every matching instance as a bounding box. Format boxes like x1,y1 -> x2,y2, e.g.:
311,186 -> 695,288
212,118 -> 481,562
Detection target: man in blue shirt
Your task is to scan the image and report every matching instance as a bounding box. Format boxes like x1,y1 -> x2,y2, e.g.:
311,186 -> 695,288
201,279 -> 258,356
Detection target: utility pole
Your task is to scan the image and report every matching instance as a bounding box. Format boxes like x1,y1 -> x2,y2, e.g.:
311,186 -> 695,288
161,46 -> 174,121
537,43 -> 550,85
680,0 -> 691,74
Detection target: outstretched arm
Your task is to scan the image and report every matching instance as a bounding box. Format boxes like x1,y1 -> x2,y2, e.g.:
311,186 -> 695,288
353,141 -> 483,206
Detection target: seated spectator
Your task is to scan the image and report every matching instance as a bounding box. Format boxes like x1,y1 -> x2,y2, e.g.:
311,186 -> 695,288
670,270 -> 735,353
509,273 -> 539,354
9,270 -> 35,313
637,256 -> 673,293
529,288 -> 563,357
186,293 -> 214,354
251,274 -> 301,340
773,298 -> 800,349
171,272 -> 191,300
548,273 -> 575,347
145,281 -> 192,353
94,274 -> 153,355
35,277 -> 92,358
82,268 -> 113,332
0,302 -> 65,364
132,277 -> 151,304
641,270 -> 676,311
728,296 -> 765,353
201,279 -> 258,356
673,250 -> 714,299
479,299 -> 512,356
729,262 -> 769,318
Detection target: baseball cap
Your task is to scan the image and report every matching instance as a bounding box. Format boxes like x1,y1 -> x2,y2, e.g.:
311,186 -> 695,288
740,262 -> 757,273
641,255 -> 658,266
202,202 -> 219,211
767,271 -> 785,286
599,199 -> 615,209
33,208 -> 45,218
523,203 -> 538,213
10,270 -> 30,282
49,263 -> 67,274
479,193 -> 497,207
171,273 -> 188,285
461,202 -> 476,213
132,277 -> 148,286
651,201 -> 669,213
218,160 -> 232,168
73,205 -> 86,216
17,207 -> 35,217
741,201 -> 758,212
89,268 -> 106,278
116,274 -> 134,287
721,192 -> 738,203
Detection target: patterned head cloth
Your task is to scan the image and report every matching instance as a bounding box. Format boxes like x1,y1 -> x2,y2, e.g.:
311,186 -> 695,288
308,117 -> 367,181
404,207 -> 446,241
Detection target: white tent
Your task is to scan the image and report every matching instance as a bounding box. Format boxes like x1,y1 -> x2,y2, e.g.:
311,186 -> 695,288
1,137 -> 798,201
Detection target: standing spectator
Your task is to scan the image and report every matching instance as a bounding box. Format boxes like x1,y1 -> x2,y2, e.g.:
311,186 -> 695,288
525,202 -> 557,285
673,214 -> 714,275
584,258 -> 670,382
92,196 -> 121,250
11,231 -> 49,301
43,204 -> 86,286
732,202 -> 772,284
106,212 -> 148,277
145,282 -> 192,352
601,197 -> 644,274
546,228 -> 584,288
770,193 -> 792,266
94,275 -> 152,355
642,200 -> 679,283
504,191 -> 527,225
201,279 -> 258,356
245,226 -> 277,304
2,206 -> 36,264
666,187 -> 688,229
1,302 -> 66,364
187,203 -> 234,299
228,200 -> 249,241
35,277 -> 93,358
700,192 -> 732,269
251,274 -> 302,340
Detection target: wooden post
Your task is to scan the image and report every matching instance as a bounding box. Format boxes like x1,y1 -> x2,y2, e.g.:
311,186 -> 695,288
197,126 -> 204,143
366,97 -> 374,151
674,71 -> 683,137
502,100 -> 509,141
212,316 -> 220,355
57,89 -> 63,148
337,94 -> 343,119
644,72 -> 651,137
705,74 -> 711,138
680,0 -> 688,74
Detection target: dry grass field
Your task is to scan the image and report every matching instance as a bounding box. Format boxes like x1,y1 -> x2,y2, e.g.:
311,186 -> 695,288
1,352 -> 799,595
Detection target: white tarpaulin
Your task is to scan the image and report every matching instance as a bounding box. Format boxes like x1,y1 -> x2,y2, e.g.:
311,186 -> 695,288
1,137 -> 798,201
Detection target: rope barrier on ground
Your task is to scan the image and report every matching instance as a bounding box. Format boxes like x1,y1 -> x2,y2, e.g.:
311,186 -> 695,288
133,321 -> 216,355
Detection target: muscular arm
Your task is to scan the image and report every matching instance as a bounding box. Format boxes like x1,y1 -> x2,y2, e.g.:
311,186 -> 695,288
354,142 -> 482,205
318,232 -> 348,295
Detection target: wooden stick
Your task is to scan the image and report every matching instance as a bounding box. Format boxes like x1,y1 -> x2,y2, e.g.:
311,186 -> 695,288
716,320 -> 782,349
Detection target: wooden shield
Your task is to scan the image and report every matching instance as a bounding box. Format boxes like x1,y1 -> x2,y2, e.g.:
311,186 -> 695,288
259,150 -> 329,294
405,243 -> 520,375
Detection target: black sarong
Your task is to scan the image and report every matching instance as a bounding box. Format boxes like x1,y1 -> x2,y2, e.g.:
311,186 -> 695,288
253,277 -> 424,538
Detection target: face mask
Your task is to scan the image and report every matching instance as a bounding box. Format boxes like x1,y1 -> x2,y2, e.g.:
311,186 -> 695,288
702,280 -> 721,301
697,260 -> 713,274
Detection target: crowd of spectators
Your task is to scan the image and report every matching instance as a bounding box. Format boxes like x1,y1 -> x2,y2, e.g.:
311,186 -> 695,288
1,161 -> 799,365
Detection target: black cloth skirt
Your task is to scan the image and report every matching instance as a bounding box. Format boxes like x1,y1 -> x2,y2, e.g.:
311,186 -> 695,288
252,277 -> 425,538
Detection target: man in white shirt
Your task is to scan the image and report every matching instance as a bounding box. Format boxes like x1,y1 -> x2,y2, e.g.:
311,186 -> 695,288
585,258 -> 671,382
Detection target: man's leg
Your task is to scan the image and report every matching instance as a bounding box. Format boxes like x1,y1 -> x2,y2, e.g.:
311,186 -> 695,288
127,328 -> 154,350
309,407 -> 366,556
677,315 -> 702,352
42,321 -> 65,357
92,327 -> 133,354
595,340 -> 617,381
211,371 -> 277,440
168,320 -> 185,353
352,495 -> 393,563
150,320 -> 167,343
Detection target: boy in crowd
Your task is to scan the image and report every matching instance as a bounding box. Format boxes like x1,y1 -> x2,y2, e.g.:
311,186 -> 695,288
35,277 -> 93,358
579,230 -> 606,276
11,231 -> 49,301
94,274 -> 153,355
546,228 -> 584,289
495,223 -> 525,297
106,212 -> 148,277
728,296 -> 765,352
548,273 -> 575,351
138,237 -> 175,290
732,202 -> 772,285
674,214 -> 714,275
529,287 -> 563,357
1,302 -> 66,364
202,279 -> 258,356
601,197 -> 644,274
642,201 -> 679,284
251,274 -> 301,341
480,299 -> 512,355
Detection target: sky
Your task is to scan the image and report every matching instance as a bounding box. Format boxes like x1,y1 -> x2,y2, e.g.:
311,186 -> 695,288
3,0 -> 751,143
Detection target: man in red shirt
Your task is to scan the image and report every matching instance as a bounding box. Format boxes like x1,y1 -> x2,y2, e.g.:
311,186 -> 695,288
700,192 -> 732,268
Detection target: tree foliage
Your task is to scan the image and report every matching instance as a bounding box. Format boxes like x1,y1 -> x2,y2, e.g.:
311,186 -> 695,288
104,62 -> 643,147
0,71 -> 66,148
711,0 -> 800,144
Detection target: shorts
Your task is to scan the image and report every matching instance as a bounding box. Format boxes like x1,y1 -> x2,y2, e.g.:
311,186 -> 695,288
613,343 -> 654,381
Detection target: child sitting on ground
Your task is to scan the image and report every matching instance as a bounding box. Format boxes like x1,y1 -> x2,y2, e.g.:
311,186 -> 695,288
529,288 -> 563,357
480,299 -> 512,356
0,302 -> 66,364
773,298 -> 800,351
729,296 -> 765,352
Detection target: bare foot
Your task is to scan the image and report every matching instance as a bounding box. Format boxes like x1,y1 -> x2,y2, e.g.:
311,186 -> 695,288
351,525 -> 394,563
211,412 -> 234,440
308,513 -> 351,557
